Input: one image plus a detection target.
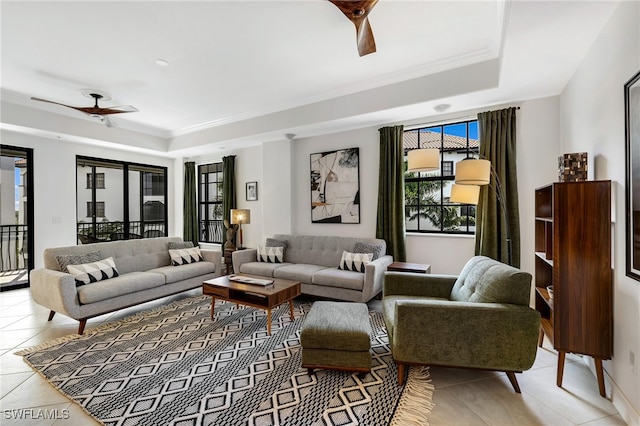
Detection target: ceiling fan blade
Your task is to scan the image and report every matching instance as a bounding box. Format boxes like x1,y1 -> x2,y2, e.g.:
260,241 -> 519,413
75,105 -> 138,116
30,96 -> 78,110
329,0 -> 379,56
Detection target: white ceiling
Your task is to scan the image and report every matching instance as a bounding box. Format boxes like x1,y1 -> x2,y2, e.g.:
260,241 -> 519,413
0,1 -> 620,157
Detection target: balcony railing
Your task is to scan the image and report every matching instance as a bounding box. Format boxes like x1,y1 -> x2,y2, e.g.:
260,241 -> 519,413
0,224 -> 28,272
200,220 -> 224,244
77,220 -> 166,243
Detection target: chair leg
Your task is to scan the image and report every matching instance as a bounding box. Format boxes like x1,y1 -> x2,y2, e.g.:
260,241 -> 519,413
397,363 -> 406,386
506,371 -> 521,393
77,319 -> 87,335
48,311 -> 56,321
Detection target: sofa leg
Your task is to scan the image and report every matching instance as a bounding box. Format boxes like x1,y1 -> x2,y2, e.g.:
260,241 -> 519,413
77,320 -> 87,335
48,311 -> 56,321
506,371 -> 521,393
397,363 -> 406,386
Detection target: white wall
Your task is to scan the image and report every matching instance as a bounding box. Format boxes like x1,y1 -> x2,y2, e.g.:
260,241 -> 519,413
558,2 -> 640,422
0,131 -> 175,268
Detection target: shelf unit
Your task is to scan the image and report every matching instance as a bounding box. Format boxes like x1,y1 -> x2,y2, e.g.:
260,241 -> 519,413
534,181 -> 612,397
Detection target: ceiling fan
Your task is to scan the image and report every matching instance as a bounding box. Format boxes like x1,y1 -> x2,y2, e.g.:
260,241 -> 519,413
329,0 -> 379,57
31,89 -> 138,127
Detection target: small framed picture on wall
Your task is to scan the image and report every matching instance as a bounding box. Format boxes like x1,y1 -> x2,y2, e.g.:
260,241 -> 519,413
246,181 -> 258,201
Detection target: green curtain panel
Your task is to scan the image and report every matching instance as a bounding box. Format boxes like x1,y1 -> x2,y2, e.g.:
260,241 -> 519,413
475,107 -> 520,267
222,155 -> 237,248
376,125 -> 407,262
183,162 -> 199,246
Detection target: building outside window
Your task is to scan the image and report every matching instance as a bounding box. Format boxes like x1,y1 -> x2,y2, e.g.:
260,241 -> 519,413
86,172 -> 105,189
87,201 -> 105,218
404,119 -> 478,234
198,163 -> 224,243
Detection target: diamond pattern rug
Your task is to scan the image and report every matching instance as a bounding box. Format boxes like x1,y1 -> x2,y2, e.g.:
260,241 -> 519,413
17,295 -> 433,425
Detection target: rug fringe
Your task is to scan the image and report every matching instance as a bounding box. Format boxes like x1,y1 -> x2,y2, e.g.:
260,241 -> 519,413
15,334 -> 82,356
390,366 -> 435,426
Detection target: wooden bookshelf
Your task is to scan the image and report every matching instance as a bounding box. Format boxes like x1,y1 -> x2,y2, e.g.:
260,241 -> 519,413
534,181 -> 612,397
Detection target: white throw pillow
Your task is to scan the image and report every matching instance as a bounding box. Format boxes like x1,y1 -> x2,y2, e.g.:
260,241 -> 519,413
338,251 -> 373,273
169,247 -> 203,266
67,257 -> 119,287
256,246 -> 284,263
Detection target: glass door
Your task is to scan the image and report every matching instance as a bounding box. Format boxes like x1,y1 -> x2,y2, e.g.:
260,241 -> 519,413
0,145 -> 34,290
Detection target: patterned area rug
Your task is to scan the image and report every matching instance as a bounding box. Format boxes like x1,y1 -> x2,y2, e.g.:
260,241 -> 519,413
17,295 -> 433,425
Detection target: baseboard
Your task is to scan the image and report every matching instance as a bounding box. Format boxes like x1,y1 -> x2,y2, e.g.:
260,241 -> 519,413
584,357 -> 640,425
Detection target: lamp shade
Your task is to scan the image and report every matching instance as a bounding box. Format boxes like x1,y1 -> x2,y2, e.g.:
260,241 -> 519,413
407,149 -> 440,172
455,159 -> 491,185
230,209 -> 250,225
450,184 -> 480,205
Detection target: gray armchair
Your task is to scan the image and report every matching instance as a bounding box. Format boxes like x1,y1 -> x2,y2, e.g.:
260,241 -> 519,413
382,256 -> 540,393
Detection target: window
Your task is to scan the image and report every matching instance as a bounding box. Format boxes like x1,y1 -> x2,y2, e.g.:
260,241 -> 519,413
87,201 -> 105,217
404,119 -> 478,234
86,172 -> 105,189
76,157 -> 167,241
198,163 -> 224,243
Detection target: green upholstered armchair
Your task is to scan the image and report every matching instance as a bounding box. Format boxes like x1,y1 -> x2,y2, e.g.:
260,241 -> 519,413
382,256 -> 540,393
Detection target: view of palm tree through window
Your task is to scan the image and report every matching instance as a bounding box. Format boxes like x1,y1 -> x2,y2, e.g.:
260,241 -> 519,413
404,120 -> 479,234
198,163 -> 224,244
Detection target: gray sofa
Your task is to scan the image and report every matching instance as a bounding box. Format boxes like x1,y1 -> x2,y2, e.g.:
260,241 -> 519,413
30,237 -> 222,334
232,234 -> 393,302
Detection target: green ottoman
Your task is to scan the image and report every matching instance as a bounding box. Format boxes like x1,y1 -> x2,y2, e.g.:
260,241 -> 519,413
300,301 -> 372,373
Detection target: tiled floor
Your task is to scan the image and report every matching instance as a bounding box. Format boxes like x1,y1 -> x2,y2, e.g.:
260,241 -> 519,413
0,288 -> 626,425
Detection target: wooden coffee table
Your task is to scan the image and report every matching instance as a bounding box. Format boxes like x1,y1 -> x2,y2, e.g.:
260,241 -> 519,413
202,274 -> 301,334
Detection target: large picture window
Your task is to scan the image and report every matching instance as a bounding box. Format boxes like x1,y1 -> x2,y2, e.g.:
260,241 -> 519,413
404,119 -> 478,234
198,162 -> 224,243
76,157 -> 167,242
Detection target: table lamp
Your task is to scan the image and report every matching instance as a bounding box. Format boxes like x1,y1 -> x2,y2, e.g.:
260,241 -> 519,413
230,209 -> 250,249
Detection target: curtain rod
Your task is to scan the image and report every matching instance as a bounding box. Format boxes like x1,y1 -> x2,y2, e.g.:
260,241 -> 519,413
405,106 -> 520,131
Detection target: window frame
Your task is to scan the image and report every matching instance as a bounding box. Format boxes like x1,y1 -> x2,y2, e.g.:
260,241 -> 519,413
404,119 -> 479,235
198,162 -> 224,244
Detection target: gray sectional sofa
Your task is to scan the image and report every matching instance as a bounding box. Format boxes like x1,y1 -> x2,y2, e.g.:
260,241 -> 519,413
232,234 -> 393,302
30,237 -> 222,334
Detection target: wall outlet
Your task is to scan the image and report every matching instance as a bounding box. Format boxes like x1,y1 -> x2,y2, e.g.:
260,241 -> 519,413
631,350 -> 637,374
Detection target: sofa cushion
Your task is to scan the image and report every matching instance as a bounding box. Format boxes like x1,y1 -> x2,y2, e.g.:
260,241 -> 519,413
273,264 -> 328,283
353,242 -> 384,260
450,256 -> 532,306
77,271 -> 166,305
266,238 -> 288,255
312,268 -> 365,291
168,241 -> 194,250
239,261 -> 290,277
169,247 -> 203,266
56,251 -> 103,273
257,246 -> 284,263
148,261 -> 216,284
338,251 -> 372,273
67,257 -> 119,287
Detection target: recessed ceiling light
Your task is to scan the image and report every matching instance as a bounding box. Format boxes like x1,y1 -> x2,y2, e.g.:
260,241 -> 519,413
155,59 -> 169,67
434,103 -> 451,112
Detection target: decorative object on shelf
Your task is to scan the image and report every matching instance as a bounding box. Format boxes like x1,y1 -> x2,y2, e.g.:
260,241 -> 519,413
558,152 -> 588,182
407,148 -> 439,172
452,157 -> 512,265
230,209 -> 250,249
223,220 -> 238,250
546,285 -> 554,299
625,69 -> 640,281
310,147 -> 360,224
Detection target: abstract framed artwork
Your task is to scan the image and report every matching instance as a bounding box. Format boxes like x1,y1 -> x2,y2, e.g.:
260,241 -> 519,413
310,147 -> 360,223
246,181 -> 258,201
625,69 -> 640,281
